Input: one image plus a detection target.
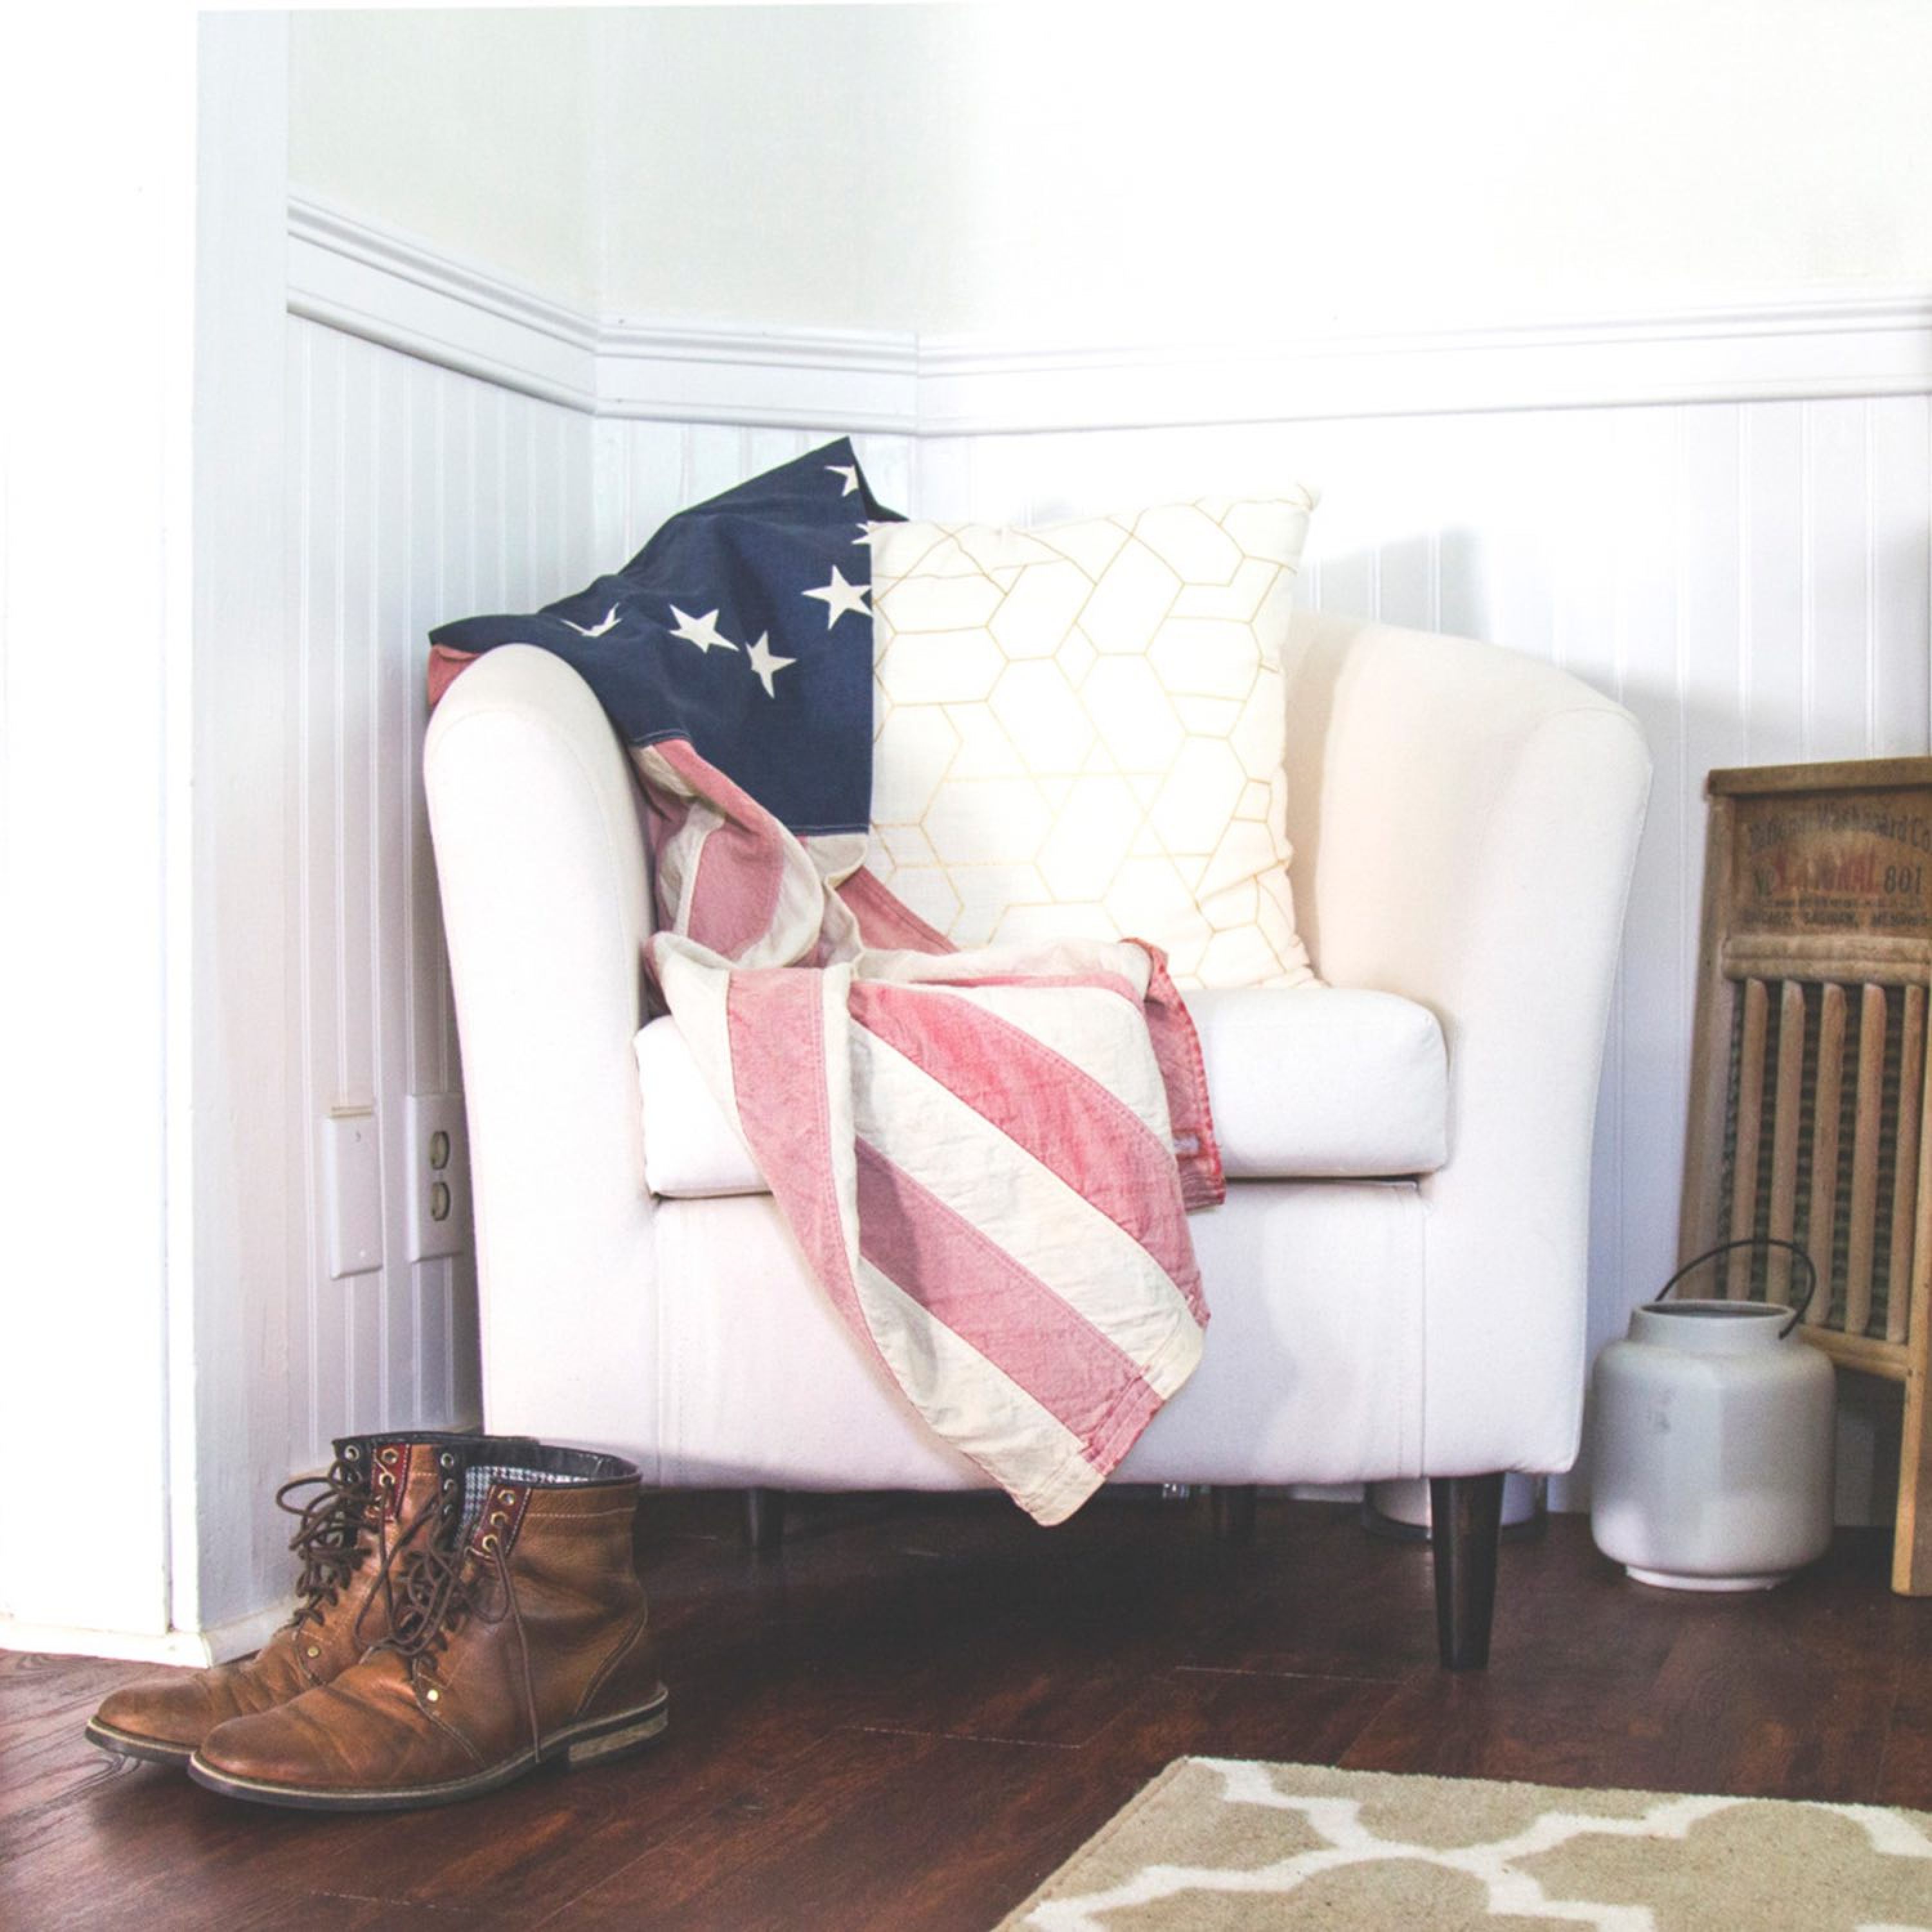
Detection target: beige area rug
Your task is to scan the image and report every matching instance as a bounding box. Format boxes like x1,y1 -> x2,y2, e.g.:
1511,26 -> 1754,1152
998,1758 -> 1932,1931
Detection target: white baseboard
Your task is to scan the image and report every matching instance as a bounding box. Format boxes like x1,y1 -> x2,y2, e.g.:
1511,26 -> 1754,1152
289,191 -> 1932,434
0,1600 -> 290,1669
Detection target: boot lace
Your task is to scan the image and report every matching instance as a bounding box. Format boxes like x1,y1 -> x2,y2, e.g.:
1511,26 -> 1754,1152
276,1453 -> 446,1645
377,1527 -> 542,1759
276,1457 -> 377,1631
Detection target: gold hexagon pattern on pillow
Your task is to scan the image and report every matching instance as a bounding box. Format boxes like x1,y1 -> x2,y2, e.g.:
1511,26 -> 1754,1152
866,491 -> 1319,989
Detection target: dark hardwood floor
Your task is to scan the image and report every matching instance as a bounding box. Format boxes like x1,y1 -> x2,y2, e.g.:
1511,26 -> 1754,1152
5,1492 -> 1930,1929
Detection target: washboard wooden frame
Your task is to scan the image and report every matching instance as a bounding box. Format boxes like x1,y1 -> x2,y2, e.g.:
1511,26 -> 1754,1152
1682,757 -> 1932,1595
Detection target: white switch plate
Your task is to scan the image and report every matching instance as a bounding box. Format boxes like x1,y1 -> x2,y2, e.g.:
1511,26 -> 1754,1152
406,1092 -> 471,1262
322,1110 -> 384,1280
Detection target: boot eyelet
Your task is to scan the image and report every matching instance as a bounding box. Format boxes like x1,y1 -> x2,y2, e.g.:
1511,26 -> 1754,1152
343,1444 -> 360,1459
499,1490 -> 518,1504
439,1453 -> 457,1470
424,1687 -> 440,1703
479,1533 -> 499,1553
305,1644 -> 321,1659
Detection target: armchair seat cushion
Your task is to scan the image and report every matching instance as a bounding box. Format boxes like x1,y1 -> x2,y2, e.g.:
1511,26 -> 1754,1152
638,985 -> 1448,1200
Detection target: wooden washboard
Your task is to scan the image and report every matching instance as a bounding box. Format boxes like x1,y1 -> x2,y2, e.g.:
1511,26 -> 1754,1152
1682,757 -> 1932,1595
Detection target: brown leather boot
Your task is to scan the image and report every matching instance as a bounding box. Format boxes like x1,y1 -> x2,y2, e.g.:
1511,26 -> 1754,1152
187,1447 -> 666,1810
84,1432 -> 531,1765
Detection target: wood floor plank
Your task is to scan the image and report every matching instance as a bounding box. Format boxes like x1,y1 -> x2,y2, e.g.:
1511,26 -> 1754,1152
1153,1504 -> 1448,1681
539,1728 -> 1111,1932
1072,1660 -> 1401,1779
0,1646 -> 157,1718
236,1895 -> 501,1932
3,1496 -> 1929,1932
1345,1525 -> 1915,1802
1875,1580 -> 1932,1807
546,1666 -> 1401,1931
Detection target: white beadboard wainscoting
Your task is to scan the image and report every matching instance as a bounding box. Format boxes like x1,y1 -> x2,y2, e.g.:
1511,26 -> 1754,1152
283,317 -> 598,1472
286,198 -> 1932,1521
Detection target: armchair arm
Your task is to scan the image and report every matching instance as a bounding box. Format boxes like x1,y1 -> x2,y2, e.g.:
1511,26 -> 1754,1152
424,645 -> 661,1453
1283,614 -> 1652,1475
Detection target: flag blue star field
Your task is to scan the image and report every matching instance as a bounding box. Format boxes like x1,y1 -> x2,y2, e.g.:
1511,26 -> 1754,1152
429,439 -> 901,837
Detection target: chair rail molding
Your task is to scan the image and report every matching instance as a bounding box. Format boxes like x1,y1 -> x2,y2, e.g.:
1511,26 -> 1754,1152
289,193 -> 601,413
289,193 -> 1932,434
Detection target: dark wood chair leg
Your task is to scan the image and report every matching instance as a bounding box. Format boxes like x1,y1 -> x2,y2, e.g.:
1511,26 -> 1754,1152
1211,1484 -> 1258,1544
1430,1473 -> 1505,1670
743,1486 -> 788,1557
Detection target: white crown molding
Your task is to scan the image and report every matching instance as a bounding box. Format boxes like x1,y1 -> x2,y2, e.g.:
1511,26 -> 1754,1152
288,195 -> 1932,431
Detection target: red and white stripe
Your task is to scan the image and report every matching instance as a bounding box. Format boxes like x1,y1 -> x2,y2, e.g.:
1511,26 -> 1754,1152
640,737 -> 1218,1525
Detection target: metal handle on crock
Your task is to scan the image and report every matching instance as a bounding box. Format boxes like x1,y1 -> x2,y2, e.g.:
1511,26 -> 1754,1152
1656,1237 -> 1819,1339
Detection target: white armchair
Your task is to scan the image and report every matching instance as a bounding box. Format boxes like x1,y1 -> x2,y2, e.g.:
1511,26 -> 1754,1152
423,611 -> 1649,1669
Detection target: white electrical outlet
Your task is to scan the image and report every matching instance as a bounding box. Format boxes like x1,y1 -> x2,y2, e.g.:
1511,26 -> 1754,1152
406,1092 -> 471,1262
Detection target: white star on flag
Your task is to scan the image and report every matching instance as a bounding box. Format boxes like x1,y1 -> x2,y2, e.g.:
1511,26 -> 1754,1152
802,565 -> 870,628
667,606 -> 738,654
563,603 -> 622,638
826,464 -> 860,496
744,632 -> 795,698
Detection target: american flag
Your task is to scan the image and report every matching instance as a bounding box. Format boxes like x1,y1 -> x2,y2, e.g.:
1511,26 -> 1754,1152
428,438 -> 899,837
428,440 -> 1217,1524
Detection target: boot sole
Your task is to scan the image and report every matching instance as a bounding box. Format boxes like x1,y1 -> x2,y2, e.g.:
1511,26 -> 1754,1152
84,1717 -> 198,1768
82,1723 -> 198,1770
184,1685 -> 669,1812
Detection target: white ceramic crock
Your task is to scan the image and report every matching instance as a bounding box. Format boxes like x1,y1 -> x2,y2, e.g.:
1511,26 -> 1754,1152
1589,1295 -> 1835,1591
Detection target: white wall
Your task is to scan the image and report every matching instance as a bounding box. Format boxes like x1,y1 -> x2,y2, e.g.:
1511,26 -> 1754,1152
595,0 -> 1932,336
289,8 -> 601,314
0,7 -> 193,1651
288,3 -> 1932,339
178,10 -> 300,1651
1,7 -> 318,1663
1,7 -> 595,1663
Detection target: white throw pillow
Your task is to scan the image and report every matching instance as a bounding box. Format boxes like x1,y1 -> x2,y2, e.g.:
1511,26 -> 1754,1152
866,491 -> 1319,988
